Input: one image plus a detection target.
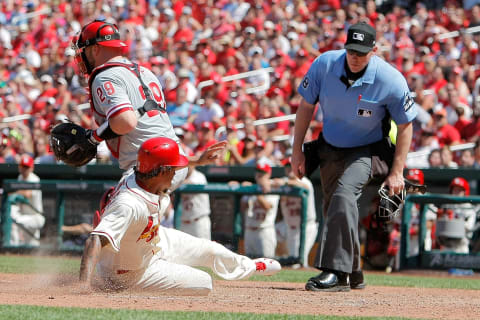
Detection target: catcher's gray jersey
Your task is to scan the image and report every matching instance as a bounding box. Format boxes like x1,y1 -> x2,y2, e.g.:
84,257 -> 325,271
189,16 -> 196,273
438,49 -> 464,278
90,57 -> 179,170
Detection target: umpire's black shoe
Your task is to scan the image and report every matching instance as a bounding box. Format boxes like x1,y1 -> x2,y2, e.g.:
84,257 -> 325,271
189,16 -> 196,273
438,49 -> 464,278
350,270 -> 366,289
305,271 -> 350,292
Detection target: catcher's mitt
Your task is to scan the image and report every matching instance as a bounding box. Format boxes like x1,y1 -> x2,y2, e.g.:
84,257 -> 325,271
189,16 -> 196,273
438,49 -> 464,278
49,122 -> 97,167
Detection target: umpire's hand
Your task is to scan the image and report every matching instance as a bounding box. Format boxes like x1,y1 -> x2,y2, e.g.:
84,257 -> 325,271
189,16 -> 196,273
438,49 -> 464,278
291,149 -> 305,179
383,171 -> 405,196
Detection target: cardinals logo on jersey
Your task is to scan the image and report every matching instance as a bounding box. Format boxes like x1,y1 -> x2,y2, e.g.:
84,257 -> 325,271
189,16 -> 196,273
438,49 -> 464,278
137,216 -> 159,243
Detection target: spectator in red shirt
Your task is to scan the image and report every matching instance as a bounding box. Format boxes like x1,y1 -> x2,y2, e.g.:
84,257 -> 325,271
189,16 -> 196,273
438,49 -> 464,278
227,134 -> 257,165
293,49 -> 311,79
454,106 -> 471,137
194,122 -> 218,156
449,66 -> 471,100
266,99 -> 290,137
365,0 -> 378,24
196,39 -> 217,65
461,106 -> 480,142
428,66 -> 448,93
173,15 -> 195,44
444,84 -> 471,126
32,75 -> 58,115
434,109 -> 461,147
237,99 -> 255,120
124,5 -> 144,26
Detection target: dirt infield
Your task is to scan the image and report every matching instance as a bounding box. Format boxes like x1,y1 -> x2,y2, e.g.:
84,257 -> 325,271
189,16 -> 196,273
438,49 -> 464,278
0,273 -> 479,319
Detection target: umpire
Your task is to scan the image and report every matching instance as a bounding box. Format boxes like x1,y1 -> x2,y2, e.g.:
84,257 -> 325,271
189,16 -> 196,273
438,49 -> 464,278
291,22 -> 416,292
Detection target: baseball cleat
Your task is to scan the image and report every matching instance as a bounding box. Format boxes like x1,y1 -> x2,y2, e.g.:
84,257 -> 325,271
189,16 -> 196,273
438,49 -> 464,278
253,258 -> 281,276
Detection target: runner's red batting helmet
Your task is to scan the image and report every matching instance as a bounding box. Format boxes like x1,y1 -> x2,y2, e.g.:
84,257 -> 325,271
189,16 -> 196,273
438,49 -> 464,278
406,169 -> 424,185
450,177 -> 470,196
136,137 -> 188,175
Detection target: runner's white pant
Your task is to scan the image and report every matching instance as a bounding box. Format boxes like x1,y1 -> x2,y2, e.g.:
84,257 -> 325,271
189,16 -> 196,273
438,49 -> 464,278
98,226 -> 257,294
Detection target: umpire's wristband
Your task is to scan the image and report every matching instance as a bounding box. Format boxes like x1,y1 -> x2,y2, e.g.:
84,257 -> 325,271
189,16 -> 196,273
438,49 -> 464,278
94,122 -> 122,141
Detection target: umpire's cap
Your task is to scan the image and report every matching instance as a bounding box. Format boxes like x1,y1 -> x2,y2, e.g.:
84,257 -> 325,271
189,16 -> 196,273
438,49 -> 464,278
345,22 -> 376,53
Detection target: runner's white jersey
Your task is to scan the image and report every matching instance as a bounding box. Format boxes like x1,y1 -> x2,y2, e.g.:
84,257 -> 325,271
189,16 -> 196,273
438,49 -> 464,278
280,177 -> 316,227
90,57 -> 179,170
181,169 -> 211,220
92,173 -> 171,270
245,195 -> 279,229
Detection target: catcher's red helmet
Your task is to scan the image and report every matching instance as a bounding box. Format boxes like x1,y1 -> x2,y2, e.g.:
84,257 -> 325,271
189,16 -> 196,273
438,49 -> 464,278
450,177 -> 470,196
406,168 -> 424,185
73,20 -> 126,75
76,20 -> 126,49
136,137 -> 188,174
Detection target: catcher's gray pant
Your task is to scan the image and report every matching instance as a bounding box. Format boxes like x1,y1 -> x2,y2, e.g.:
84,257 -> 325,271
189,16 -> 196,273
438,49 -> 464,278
314,145 -> 371,274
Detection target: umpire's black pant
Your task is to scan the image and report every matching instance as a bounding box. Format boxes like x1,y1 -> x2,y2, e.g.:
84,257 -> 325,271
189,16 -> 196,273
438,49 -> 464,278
313,142 -> 372,274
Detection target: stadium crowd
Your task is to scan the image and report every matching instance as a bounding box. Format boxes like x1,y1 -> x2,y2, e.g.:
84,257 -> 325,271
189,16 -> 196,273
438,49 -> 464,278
1,0 -> 480,169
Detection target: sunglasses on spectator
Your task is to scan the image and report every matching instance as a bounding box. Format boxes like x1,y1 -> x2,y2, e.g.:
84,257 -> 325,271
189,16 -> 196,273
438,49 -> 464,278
346,49 -> 369,57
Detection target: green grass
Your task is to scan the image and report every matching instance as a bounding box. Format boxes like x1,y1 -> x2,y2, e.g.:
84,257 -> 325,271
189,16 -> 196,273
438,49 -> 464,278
0,305 -> 428,320
0,254 -> 79,274
0,254 -> 479,290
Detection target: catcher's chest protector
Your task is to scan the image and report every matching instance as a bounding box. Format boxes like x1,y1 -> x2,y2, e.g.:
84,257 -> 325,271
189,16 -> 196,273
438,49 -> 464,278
88,62 -> 166,117
88,62 -> 136,117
